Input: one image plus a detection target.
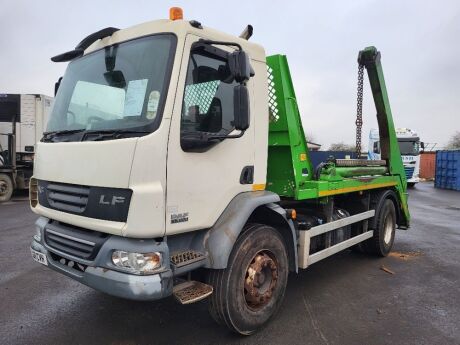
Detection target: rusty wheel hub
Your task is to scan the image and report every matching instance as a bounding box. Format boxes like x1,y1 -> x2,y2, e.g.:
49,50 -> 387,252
244,251 -> 278,309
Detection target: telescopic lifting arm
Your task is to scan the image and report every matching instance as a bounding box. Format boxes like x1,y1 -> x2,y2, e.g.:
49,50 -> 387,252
358,46 -> 409,225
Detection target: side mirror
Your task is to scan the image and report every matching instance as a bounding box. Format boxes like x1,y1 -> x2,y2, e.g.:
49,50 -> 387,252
54,77 -> 63,96
234,85 -> 249,130
420,142 -> 425,150
228,51 -> 253,83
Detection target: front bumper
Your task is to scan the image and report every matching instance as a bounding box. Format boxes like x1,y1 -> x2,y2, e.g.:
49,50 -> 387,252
31,217 -> 173,301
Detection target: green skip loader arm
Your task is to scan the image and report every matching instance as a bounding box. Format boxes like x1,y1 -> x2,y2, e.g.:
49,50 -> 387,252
266,47 -> 410,228
358,46 -> 410,226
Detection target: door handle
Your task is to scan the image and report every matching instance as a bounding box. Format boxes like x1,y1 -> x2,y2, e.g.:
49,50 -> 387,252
240,166 -> 254,184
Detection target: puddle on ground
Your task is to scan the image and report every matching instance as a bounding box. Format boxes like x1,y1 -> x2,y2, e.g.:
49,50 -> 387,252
389,251 -> 422,260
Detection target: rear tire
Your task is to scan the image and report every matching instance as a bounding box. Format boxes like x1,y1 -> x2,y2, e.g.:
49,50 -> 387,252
364,199 -> 396,256
207,224 -> 289,335
0,173 -> 13,202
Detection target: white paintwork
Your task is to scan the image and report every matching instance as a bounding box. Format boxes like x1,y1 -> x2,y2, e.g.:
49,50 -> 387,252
165,34 -> 268,235
308,231 -> 374,265
298,210 -> 375,269
32,19 -> 268,238
308,210 -> 375,237
34,138 -> 137,187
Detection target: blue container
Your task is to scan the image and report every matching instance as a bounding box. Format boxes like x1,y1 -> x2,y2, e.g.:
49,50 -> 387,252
435,150 -> 460,191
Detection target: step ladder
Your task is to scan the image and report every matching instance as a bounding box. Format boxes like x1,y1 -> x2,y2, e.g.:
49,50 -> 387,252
173,280 -> 213,304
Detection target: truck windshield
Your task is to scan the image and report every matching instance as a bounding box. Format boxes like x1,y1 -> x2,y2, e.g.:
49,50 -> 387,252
398,140 -> 420,155
46,34 -> 176,141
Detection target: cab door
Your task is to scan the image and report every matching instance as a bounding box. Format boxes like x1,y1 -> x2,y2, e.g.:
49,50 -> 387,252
165,35 -> 255,235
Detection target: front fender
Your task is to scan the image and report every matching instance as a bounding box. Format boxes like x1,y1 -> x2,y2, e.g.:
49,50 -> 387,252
204,191 -> 280,269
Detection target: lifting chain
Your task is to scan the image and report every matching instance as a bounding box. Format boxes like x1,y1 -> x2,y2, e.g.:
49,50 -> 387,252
355,63 -> 364,157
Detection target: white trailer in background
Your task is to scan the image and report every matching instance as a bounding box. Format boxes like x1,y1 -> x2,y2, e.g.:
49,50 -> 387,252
0,94 -> 53,201
368,128 -> 422,186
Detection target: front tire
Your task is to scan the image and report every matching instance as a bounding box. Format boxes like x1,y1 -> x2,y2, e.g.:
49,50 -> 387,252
207,224 -> 289,335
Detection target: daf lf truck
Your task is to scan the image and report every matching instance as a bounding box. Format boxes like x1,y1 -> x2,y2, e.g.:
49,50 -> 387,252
30,8 -> 410,334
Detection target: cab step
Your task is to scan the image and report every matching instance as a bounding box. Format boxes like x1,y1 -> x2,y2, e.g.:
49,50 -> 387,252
173,281 -> 213,305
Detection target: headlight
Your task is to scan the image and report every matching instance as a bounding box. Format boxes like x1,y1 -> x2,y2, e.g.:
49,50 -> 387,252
33,226 -> 41,242
112,250 -> 162,274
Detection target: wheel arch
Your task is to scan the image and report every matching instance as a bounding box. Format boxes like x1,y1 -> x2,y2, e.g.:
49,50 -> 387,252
204,191 -> 297,272
369,188 -> 402,229
247,204 -> 298,273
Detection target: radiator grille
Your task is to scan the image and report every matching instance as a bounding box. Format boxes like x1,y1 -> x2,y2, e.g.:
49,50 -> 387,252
46,182 -> 90,213
404,166 -> 415,180
44,222 -> 108,260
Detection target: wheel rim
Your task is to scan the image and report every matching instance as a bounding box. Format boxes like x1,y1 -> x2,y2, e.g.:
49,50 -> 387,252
383,213 -> 394,244
243,250 -> 278,310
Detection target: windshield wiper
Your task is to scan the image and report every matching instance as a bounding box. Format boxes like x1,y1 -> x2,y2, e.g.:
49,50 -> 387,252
42,129 -> 86,142
81,129 -> 150,141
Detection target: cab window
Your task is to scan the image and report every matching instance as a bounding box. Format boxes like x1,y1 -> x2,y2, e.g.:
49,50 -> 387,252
180,48 -> 237,140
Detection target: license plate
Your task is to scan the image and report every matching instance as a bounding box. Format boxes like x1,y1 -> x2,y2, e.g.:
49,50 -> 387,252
31,248 -> 48,266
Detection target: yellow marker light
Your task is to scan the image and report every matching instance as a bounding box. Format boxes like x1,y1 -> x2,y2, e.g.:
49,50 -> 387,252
300,153 -> 307,161
169,7 -> 183,21
252,184 -> 266,191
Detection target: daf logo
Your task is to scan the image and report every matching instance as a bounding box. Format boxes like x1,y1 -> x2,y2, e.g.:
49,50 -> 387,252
38,186 -> 45,193
99,195 -> 126,206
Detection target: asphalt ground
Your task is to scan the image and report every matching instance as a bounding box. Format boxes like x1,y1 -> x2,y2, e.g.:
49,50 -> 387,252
1,183 -> 459,345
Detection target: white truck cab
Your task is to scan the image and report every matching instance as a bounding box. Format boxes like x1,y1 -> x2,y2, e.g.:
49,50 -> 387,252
30,14 -> 269,304
368,128 -> 422,186
31,19 -> 268,238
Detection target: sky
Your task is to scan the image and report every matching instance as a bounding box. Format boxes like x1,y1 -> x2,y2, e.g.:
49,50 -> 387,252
1,0 -> 459,149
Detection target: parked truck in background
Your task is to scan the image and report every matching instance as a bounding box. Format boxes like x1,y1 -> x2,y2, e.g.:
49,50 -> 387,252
368,128 -> 423,187
0,94 -> 53,202
29,8 -> 410,334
